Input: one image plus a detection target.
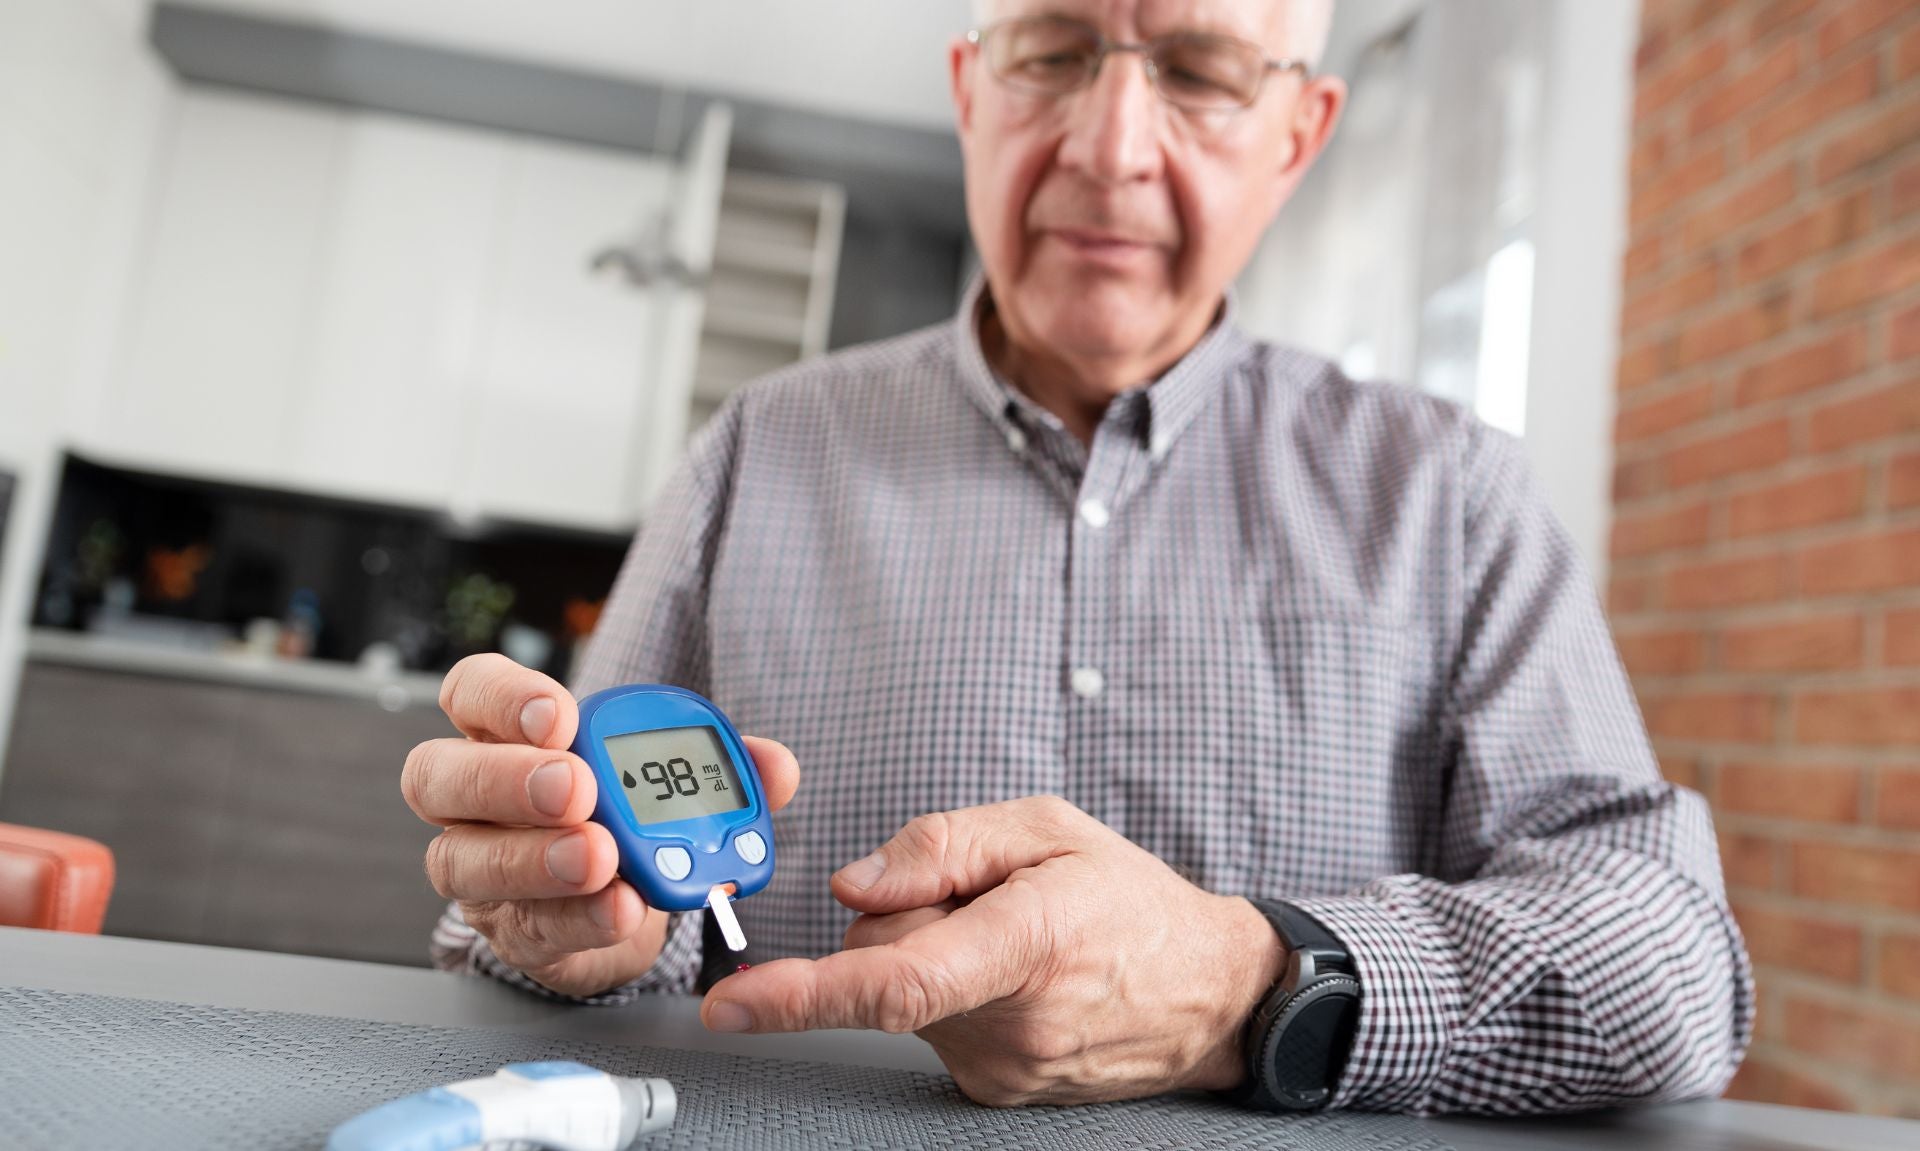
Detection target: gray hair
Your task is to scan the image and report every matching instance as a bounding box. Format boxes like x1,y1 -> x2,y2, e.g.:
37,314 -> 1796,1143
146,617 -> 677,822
969,0 -> 1333,69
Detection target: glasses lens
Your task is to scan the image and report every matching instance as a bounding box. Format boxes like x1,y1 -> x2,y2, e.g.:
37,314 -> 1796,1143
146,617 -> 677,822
987,17 -> 1102,93
1150,35 -> 1264,109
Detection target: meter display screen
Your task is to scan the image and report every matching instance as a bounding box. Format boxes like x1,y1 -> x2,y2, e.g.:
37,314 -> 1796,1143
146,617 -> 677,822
604,725 -> 749,826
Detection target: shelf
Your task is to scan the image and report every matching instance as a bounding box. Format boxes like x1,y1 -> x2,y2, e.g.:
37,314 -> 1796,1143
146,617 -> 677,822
712,235 -> 818,277
702,306 -> 808,346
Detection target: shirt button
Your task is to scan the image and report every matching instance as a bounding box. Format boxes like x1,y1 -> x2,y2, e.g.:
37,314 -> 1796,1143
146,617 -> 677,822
1069,667 -> 1106,699
1078,499 -> 1111,529
1005,427 -> 1028,453
1149,433 -> 1171,461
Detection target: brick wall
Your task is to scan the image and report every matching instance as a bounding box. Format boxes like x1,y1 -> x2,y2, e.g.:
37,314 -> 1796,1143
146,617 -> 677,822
1617,0 -> 1920,1116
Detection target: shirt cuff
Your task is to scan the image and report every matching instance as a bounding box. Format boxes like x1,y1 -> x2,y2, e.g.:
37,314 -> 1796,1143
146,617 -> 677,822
430,901 -> 704,1004
1285,886 -> 1465,1112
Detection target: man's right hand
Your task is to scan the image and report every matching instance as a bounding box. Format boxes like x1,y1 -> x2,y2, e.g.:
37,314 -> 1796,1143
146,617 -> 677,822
402,653 -> 800,997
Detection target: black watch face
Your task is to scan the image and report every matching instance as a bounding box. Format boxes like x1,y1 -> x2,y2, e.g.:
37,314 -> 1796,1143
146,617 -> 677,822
1257,978 -> 1360,1111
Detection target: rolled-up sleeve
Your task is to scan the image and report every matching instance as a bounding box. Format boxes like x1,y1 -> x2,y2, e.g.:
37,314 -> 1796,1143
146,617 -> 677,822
1290,424 -> 1754,1115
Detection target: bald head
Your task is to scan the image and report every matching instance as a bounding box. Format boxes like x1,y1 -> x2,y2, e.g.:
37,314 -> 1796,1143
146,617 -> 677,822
969,0 -> 1333,69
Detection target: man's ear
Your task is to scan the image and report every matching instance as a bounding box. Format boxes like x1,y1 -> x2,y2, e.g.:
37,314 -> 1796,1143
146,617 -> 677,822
950,37 -> 978,140
1270,75 -> 1346,210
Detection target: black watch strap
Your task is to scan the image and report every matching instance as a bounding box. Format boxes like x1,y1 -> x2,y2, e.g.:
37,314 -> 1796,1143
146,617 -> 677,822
1230,900 -> 1361,1113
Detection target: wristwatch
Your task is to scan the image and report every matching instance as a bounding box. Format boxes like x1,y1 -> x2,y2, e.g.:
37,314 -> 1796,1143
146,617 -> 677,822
1230,900 -> 1361,1112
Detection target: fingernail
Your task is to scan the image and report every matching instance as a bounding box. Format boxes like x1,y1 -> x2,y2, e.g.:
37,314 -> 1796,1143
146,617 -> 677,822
527,761 -> 573,818
839,850 -> 887,890
520,696 -> 556,744
707,1002 -> 752,1033
546,832 -> 589,886
588,891 -> 619,933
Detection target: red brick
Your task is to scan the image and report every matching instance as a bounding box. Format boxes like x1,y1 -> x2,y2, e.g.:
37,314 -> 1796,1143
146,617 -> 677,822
1666,552 -> 1793,609
1880,933 -> 1920,1003
1658,752 -> 1703,790
1622,260 -> 1722,331
1790,840 -> 1920,911
1807,380 -> 1920,452
1637,33 -> 1734,119
1892,301 -> 1920,361
1892,452 -> 1920,509
1816,103 -> 1920,185
1881,767 -> 1920,829
1795,686 -> 1920,745
1747,54 -> 1878,156
1613,501 -> 1714,559
1734,326 -> 1869,406
1624,230 -> 1670,285
1616,382 -> 1717,442
1675,294 -> 1792,367
1901,21 -> 1920,84
1888,608 -> 1920,667
1727,1052 -> 1859,1112
1721,613 -> 1864,671
1642,690 -> 1776,741
1816,0 -> 1910,59
1738,189 -> 1875,285
1897,155 -> 1920,219
1664,416 -> 1793,487
1807,232 -> 1920,318
1682,165 -> 1800,250
1801,527 -> 1920,596
1631,128 -> 1677,191
1751,0 -> 1819,41
1634,145 -> 1730,228
1617,339 -> 1674,392
1726,466 -> 1868,538
1720,828 -> 1779,889
1731,897 -> 1863,978
1722,762 -> 1862,823
1783,994 -> 1920,1080
1688,40 -> 1802,137
1615,627 -> 1706,676
1614,453 -> 1667,502
1608,571 -> 1658,615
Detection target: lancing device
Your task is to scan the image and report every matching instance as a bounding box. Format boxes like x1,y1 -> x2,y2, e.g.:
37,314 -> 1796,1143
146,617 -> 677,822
571,684 -> 775,952
325,1061 -> 675,1151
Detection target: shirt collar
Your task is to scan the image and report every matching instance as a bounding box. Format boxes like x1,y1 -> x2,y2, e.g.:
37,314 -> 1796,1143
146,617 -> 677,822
951,273 -> 1251,460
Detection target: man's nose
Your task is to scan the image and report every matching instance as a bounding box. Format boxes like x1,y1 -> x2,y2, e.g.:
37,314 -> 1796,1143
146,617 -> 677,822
1058,49 -> 1164,185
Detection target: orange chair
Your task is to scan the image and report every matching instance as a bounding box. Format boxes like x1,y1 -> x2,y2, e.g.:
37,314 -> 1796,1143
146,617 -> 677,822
0,822 -> 115,933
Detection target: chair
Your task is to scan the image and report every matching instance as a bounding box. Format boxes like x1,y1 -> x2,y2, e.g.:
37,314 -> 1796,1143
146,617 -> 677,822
0,822 -> 115,933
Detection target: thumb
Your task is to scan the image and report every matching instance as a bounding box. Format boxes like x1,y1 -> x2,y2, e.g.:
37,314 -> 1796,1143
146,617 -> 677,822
830,795 -> 1088,914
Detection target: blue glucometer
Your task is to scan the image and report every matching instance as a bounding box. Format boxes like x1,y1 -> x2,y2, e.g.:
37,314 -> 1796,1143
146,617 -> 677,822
572,684 -> 774,916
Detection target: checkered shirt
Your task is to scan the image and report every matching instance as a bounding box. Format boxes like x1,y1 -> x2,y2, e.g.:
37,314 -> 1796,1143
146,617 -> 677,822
432,281 -> 1754,1115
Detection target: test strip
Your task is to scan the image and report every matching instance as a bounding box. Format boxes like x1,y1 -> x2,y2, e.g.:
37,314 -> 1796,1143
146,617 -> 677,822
707,884 -> 747,952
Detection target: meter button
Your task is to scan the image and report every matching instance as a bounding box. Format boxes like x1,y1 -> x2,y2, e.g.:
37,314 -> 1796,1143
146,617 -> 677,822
733,830 -> 768,866
653,846 -> 693,881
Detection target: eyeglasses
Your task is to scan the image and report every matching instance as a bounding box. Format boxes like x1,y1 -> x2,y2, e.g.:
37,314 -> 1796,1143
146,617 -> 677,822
966,15 -> 1310,114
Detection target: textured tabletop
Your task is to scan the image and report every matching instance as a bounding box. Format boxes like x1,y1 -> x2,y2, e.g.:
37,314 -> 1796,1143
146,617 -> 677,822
0,986 -> 1454,1151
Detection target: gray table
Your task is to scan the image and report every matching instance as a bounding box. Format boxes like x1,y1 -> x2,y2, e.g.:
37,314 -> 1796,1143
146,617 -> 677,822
3,926 -> 1915,1150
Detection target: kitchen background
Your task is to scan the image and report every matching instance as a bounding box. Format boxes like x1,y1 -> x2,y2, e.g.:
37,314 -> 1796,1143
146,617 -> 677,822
1,0 -> 1912,1116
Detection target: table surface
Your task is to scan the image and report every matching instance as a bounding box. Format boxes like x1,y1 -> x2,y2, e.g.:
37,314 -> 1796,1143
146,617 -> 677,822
4,926 -> 1915,1151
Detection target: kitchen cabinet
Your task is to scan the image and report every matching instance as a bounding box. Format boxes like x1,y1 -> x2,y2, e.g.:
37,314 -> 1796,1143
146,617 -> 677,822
100,90 -> 344,488
0,661 -> 454,967
91,88 -> 729,531
289,115 -> 507,511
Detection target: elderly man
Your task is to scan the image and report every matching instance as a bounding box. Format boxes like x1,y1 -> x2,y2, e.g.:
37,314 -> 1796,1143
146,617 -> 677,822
405,0 -> 1752,1115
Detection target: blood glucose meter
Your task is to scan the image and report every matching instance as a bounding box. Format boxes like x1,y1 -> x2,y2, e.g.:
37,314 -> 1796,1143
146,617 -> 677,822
572,684 -> 773,949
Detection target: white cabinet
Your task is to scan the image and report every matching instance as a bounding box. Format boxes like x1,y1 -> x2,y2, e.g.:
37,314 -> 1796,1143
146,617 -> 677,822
102,91 -> 343,486
94,89 -> 729,532
289,115 -> 507,510
458,139 -> 671,529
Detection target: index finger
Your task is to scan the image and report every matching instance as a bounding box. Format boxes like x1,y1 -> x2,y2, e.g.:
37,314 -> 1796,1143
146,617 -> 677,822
439,653 -> 578,749
703,880 -> 1043,1035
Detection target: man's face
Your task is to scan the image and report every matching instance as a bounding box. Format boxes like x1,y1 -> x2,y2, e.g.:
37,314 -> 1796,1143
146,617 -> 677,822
951,0 -> 1342,375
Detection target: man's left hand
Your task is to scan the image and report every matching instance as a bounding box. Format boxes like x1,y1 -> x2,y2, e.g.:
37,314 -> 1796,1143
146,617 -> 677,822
699,796 -> 1288,1105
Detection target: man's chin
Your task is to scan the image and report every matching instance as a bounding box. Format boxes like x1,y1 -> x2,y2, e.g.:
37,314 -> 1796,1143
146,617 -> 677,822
1019,279 -> 1174,364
